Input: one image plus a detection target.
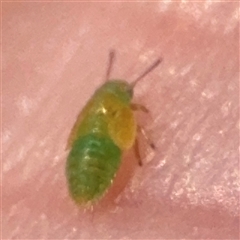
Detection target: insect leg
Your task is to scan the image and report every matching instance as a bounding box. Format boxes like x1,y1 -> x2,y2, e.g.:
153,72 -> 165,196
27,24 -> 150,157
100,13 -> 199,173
134,126 -> 155,166
131,103 -> 149,113
137,125 -> 155,150
134,137 -> 143,166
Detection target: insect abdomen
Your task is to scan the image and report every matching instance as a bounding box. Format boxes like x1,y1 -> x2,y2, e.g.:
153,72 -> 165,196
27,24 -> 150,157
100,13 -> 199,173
66,133 -> 121,204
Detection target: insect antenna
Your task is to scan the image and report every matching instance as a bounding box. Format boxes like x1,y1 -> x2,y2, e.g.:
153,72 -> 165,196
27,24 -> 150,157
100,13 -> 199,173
105,49 -> 116,81
131,58 -> 163,88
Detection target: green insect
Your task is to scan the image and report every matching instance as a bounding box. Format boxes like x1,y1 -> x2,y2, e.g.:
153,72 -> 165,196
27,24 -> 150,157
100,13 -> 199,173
66,51 -> 161,205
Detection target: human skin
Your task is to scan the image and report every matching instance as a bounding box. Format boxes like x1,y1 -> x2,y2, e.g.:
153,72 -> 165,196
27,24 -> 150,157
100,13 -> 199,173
2,2 -> 239,239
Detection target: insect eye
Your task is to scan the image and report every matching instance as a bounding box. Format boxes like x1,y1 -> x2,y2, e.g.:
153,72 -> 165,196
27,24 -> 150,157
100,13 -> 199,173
121,84 -> 133,99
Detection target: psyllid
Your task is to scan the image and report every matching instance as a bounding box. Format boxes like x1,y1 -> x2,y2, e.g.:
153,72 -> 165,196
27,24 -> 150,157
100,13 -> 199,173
66,51 -> 162,205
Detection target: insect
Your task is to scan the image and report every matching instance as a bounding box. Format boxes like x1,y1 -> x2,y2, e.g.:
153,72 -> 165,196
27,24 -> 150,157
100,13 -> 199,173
66,51 -> 162,205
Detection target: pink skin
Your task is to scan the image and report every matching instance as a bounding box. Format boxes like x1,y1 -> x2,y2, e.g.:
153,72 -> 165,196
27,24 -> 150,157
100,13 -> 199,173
2,2 -> 239,239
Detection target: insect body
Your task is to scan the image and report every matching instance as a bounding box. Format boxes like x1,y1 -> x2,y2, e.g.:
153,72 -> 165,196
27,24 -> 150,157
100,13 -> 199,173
66,51 -> 161,205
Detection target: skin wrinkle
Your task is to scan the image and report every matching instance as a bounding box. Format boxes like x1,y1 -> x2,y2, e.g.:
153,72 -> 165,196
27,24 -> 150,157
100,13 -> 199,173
3,2 -> 239,239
